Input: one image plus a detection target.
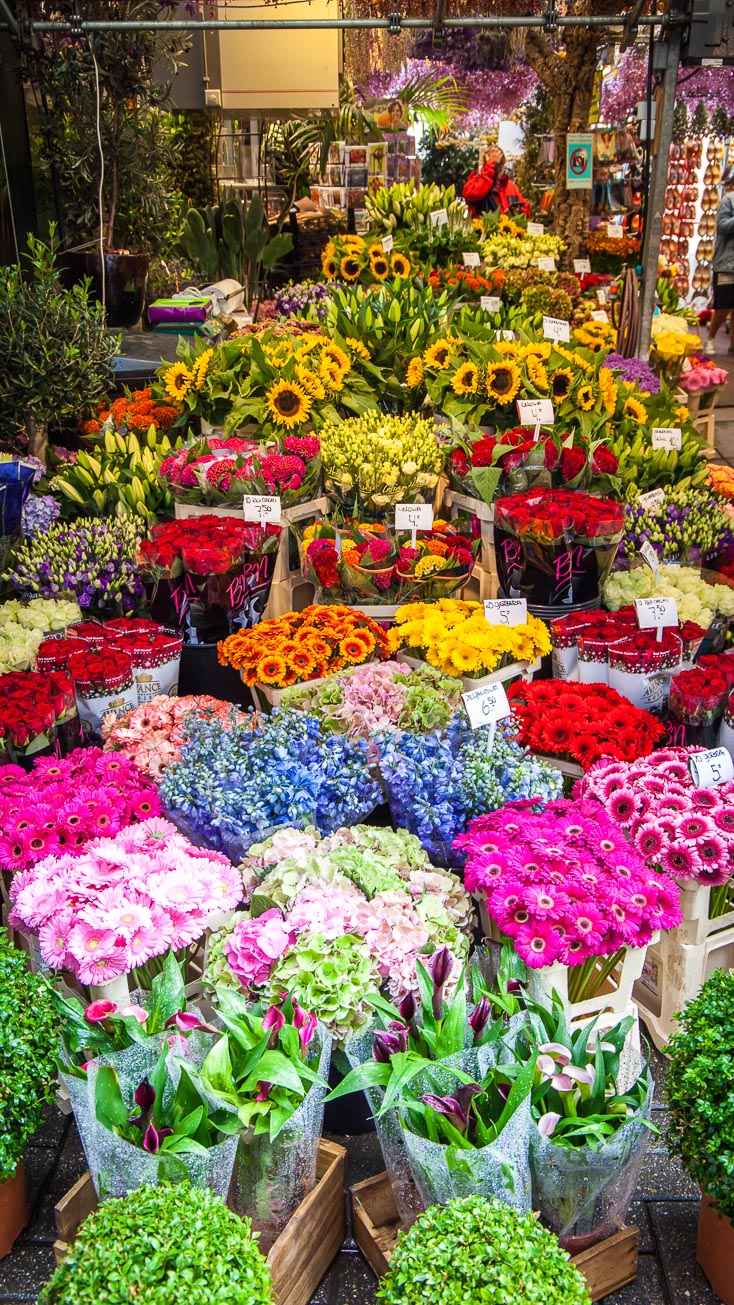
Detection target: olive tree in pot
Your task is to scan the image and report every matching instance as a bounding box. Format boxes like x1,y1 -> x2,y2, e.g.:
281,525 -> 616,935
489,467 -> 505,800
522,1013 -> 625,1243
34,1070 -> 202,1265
0,931 -> 59,1258
666,968 -> 734,1304
0,232 -> 118,462
28,0 -> 185,327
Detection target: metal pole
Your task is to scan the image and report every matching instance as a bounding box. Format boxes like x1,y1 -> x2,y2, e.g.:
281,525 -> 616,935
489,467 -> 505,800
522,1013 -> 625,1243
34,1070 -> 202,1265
637,11 -> 684,358
23,12 -> 678,32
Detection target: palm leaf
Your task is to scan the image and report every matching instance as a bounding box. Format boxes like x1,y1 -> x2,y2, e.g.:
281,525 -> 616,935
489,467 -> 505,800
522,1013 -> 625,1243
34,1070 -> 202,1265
396,72 -> 469,133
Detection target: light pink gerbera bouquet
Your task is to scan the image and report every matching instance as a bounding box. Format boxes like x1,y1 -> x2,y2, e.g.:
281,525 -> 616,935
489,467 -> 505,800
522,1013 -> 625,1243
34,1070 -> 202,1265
102,694 -> 244,781
8,817 -> 242,987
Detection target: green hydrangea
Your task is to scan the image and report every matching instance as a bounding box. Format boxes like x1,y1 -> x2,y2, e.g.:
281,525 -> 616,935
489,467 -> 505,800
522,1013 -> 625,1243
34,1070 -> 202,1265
414,894 -> 471,965
325,846 -> 405,898
39,1184 -> 273,1305
0,931 -> 59,1183
253,858 -> 352,912
268,933 -> 381,1043
378,1196 -> 590,1305
325,824 -> 432,872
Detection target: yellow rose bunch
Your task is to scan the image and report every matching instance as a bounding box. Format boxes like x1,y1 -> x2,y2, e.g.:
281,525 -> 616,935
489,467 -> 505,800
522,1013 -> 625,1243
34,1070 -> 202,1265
387,598 -> 551,678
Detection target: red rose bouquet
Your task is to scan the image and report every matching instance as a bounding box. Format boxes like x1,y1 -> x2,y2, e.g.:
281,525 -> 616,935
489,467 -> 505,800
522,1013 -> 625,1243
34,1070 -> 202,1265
0,670 -> 80,767
668,666 -> 730,747
494,489 -> 625,608
67,646 -> 138,736
113,628 -> 183,702
159,432 -> 321,508
138,516 -> 281,643
35,637 -> 88,674
607,630 -> 682,715
66,621 -> 110,649
507,678 -> 665,771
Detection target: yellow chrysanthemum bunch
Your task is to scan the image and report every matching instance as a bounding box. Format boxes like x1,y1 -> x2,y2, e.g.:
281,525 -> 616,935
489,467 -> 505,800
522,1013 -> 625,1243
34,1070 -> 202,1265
387,598 -> 551,678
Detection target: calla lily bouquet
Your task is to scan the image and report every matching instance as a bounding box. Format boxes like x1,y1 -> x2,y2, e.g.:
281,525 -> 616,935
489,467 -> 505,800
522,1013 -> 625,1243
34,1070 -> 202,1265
399,1058 -> 535,1153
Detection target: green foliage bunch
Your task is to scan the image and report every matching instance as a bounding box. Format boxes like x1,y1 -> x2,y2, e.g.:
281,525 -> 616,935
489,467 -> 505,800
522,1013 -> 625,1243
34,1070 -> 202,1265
38,1183 -> 274,1305
0,233 -> 118,457
377,1195 -> 590,1305
0,931 -> 59,1183
179,196 -> 293,310
48,426 -> 182,525
666,969 -> 734,1221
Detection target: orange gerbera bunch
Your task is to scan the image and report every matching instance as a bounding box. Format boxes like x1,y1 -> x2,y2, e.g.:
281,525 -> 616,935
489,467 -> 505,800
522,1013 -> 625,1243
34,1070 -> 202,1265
218,604 -> 390,689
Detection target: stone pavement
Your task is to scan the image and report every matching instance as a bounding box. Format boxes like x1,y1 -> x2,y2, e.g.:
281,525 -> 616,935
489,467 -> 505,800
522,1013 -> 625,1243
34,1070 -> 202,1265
0,1032 -> 722,1305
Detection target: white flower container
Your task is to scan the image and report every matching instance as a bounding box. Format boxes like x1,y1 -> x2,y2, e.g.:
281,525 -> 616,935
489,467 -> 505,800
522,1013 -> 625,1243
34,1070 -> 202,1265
668,879 -> 734,947
633,924 -> 734,1049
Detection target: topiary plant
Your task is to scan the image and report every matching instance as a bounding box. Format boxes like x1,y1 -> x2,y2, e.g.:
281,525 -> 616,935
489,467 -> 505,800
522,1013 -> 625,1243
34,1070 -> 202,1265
38,1184 -> 274,1305
0,930 -> 59,1184
666,968 -> 734,1222
377,1195 -> 591,1305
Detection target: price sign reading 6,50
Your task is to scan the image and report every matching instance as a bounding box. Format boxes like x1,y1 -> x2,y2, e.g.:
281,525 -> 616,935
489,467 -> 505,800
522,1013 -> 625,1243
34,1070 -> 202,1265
462,680 -> 511,753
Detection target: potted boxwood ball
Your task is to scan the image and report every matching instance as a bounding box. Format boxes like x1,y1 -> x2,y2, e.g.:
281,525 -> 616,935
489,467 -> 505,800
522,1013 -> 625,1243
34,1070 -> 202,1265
0,931 -> 59,1258
376,1195 -> 591,1305
666,968 -> 734,1304
38,1185 -> 274,1305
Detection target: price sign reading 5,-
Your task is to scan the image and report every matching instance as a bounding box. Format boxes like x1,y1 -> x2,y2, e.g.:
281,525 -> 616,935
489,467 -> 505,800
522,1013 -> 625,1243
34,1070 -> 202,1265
462,680 -> 511,754
689,747 -> 734,790
484,598 -> 528,627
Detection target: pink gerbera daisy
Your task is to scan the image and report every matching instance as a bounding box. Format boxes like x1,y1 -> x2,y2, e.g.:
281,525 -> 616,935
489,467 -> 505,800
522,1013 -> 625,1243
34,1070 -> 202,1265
514,920 -> 561,968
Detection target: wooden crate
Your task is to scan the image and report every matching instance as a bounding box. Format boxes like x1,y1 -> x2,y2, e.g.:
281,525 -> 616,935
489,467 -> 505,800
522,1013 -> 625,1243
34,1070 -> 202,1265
53,1139 -> 346,1305
351,1172 -> 639,1301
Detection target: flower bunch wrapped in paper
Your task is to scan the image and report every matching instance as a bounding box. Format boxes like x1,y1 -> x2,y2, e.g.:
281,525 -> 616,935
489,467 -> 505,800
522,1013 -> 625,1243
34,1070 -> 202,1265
387,598 -> 550,682
507,679 -> 664,771
494,490 -> 625,607
395,524 -> 478,600
138,516 -> 281,644
0,670 -> 81,767
606,629 -> 682,715
218,604 -> 389,690
66,645 -> 138,736
668,667 -> 730,745
303,522 -> 404,604
447,427 -> 619,506
678,353 -> 728,393
549,606 -> 638,682
320,413 -> 443,516
159,432 -> 321,508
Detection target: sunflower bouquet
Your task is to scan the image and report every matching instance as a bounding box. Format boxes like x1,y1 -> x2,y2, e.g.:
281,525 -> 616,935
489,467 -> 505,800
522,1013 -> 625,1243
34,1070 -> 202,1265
387,598 -> 551,681
320,413 -> 444,516
322,234 -> 415,285
218,604 -> 390,690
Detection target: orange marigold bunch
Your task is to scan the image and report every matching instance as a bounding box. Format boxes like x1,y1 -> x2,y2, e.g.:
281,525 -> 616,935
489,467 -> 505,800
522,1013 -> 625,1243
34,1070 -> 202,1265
218,604 -> 390,688
79,388 -> 180,437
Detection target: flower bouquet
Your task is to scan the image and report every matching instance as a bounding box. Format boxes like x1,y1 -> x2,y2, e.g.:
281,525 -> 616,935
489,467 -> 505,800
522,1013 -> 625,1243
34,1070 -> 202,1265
0,598 -> 81,674
668,667 -> 730,747
650,314 -> 700,383
607,630 -> 682,714
303,523 -> 404,606
66,620 -> 113,648
7,518 -> 144,615
200,989 -> 330,1249
395,525 -> 478,600
138,517 -> 281,644
387,598 -> 550,686
548,607 -> 637,683
102,695 -> 244,780
67,646 -> 138,736
159,432 -> 322,509
507,680 -> 664,772
81,386 -> 180,437
494,490 -> 626,609
0,460 -> 35,568
112,628 -> 183,703
446,428 -> 619,506
8,816 -> 242,994
319,413 -> 443,517
0,670 -> 81,767
618,487 -> 734,568
278,661 -> 464,742
678,353 -> 728,395
218,604 -> 389,703
457,797 -> 680,1007
322,234 -> 416,285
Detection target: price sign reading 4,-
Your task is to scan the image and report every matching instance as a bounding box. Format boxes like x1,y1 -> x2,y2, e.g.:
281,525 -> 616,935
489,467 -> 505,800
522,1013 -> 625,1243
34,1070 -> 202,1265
395,501 -> 433,547
462,680 -> 511,753
636,596 -> 678,642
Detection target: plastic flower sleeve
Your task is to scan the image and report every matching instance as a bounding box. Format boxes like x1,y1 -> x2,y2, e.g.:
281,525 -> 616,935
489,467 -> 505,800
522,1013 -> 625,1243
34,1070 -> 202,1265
399,1051 -> 532,1215
530,1049 -> 654,1252
65,1033 -> 238,1201
227,1024 -> 332,1250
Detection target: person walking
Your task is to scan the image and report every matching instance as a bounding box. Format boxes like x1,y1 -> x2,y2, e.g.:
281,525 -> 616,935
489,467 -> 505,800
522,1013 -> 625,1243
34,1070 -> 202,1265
463,146 -> 531,219
705,169 -> 734,355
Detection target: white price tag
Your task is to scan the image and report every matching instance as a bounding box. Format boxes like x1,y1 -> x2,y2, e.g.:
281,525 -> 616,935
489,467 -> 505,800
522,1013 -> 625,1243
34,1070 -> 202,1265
574,258 -> 591,274
639,488 -> 666,512
484,598 -> 528,627
381,234 -> 394,253
496,330 -> 515,341
596,288 -> 608,305
462,680 -> 511,731
395,501 -> 433,546
517,398 -> 555,426
543,315 -> 571,343
607,224 -> 623,239
639,538 -> 659,574
537,257 -> 556,272
651,427 -> 682,451
462,251 -> 481,267
430,208 -> 448,228
480,295 -> 501,313
702,57 -> 724,66
635,597 -> 678,630
527,222 -> 544,236
242,495 -> 282,524
689,747 -> 734,789
590,309 -> 609,322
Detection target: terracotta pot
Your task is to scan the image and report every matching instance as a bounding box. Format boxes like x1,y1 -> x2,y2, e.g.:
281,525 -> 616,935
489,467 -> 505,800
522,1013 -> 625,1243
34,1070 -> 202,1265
697,1192 -> 734,1304
0,1162 -> 29,1259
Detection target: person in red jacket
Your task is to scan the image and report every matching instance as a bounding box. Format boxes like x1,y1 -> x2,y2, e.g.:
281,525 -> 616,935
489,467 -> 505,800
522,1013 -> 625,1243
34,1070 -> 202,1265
463,146 -> 531,219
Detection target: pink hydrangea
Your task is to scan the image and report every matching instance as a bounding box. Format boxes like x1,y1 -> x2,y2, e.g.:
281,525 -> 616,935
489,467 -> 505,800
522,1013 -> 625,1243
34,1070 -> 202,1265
286,880 -> 363,939
351,889 -> 431,999
226,908 -> 296,989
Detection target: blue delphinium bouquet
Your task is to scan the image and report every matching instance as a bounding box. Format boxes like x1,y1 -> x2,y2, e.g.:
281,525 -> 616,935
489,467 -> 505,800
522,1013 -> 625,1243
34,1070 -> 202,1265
378,717 -> 563,866
160,709 -> 381,860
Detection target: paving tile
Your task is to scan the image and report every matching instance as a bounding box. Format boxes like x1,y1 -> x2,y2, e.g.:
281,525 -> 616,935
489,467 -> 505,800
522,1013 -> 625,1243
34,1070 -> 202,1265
47,1130 -> 87,1198
22,1192 -> 60,1247
648,1201 -> 721,1305
0,1243 -> 57,1300
637,1150 -> 700,1202
31,1104 -> 68,1152
627,1198 -> 655,1255
23,1148 -> 58,1209
599,1250 -> 668,1304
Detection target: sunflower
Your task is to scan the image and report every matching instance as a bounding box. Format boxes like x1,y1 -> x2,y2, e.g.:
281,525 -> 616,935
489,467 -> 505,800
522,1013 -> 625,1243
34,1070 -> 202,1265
494,340 -> 521,357
193,348 -> 214,390
406,357 -> 425,388
525,356 -> 549,391
320,359 -> 346,391
343,234 -> 365,249
264,345 -> 291,369
321,343 -> 350,372
340,255 -> 362,282
296,366 -> 326,401
321,254 -> 339,280
369,254 -> 390,279
452,362 -> 480,396
294,336 -> 322,360
624,396 -> 648,423
520,342 -> 552,361
346,337 -> 370,361
485,362 -> 521,405
424,338 -> 454,370
598,367 -> 618,415
390,252 -> 411,278
577,383 -> 596,411
163,362 -> 194,403
550,367 -> 574,400
256,654 -> 288,685
266,379 -> 312,428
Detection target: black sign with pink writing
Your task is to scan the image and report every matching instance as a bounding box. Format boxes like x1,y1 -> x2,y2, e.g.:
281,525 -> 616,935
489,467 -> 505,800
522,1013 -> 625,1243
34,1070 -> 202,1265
494,528 -> 617,608
144,554 -> 276,644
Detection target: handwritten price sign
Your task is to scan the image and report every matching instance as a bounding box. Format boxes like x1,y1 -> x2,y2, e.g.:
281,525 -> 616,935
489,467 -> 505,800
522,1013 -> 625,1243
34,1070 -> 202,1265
639,539 -> 660,575
480,295 -> 501,313
651,427 -> 682,452
516,398 -> 555,427
462,251 -> 481,267
395,501 -> 433,546
635,596 -> 678,630
484,598 -> 527,627
527,222 -> 544,236
689,747 -> 734,789
543,315 -> 570,343
430,208 -> 448,228
573,258 -> 591,274
381,234 -> 394,253
639,489 -> 666,512
243,495 -> 281,525
462,680 -> 511,731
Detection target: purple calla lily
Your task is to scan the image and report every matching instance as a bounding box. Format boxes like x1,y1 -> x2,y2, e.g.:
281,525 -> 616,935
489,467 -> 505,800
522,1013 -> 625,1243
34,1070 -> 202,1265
468,996 -> 491,1040
164,1011 -> 218,1035
134,1076 -> 156,1111
142,1122 -> 172,1154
